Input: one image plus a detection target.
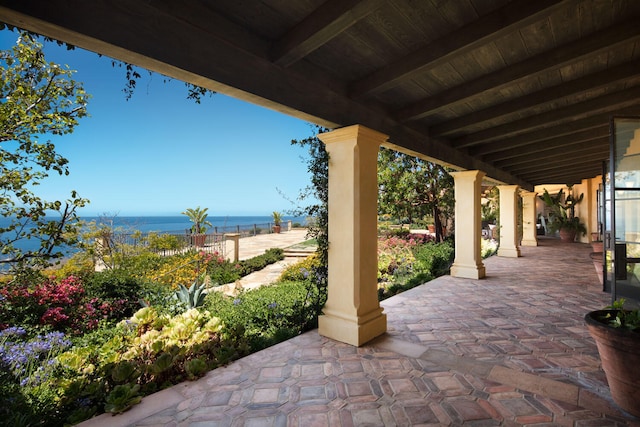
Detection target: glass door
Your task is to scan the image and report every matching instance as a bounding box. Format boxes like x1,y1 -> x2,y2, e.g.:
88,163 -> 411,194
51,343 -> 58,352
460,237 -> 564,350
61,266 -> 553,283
607,117 -> 640,303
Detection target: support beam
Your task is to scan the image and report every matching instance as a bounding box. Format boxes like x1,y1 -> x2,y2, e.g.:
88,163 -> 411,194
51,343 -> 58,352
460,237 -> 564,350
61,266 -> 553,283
497,185 -> 521,257
349,0 -> 566,98
270,0 -> 386,67
450,170 -> 486,279
521,191 -> 538,247
396,20 -> 640,122
318,125 -> 387,346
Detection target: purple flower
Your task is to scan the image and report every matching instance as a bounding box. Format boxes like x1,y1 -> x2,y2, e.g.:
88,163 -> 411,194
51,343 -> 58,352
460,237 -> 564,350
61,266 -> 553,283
233,298 -> 242,305
0,326 -> 26,337
268,302 -> 278,309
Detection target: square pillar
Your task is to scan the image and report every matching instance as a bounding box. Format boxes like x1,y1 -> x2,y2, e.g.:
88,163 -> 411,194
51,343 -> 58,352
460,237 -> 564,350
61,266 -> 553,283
497,185 -> 521,257
450,170 -> 486,279
317,125 -> 387,346
521,191 -> 538,247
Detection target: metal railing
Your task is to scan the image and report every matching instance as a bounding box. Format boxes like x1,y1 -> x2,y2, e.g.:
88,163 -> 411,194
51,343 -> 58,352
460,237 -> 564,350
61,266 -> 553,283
104,231 -> 226,257
209,220 -> 294,238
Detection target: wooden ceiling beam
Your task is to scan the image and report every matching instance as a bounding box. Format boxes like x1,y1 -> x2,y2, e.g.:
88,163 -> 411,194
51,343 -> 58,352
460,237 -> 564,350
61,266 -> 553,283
505,149 -> 609,174
522,163 -> 603,185
270,0 -> 386,67
482,124 -> 609,164
493,138 -> 608,167
453,86 -> 640,148
349,0 -> 566,99
430,59 -> 640,137
396,19 -> 640,122
468,106 -> 640,158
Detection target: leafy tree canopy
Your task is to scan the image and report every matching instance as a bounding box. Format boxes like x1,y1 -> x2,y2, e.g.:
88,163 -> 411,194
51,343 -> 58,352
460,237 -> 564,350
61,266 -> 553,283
378,147 -> 454,241
0,32 -> 89,268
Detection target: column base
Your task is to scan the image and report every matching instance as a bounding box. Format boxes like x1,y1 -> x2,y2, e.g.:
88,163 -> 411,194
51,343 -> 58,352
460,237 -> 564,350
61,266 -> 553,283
498,247 -> 521,257
318,310 -> 387,347
520,238 -> 538,247
450,262 -> 486,279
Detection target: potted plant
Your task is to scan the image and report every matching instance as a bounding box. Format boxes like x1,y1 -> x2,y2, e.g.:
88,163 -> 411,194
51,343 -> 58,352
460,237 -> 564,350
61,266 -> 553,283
272,211 -> 282,234
585,299 -> 640,416
182,206 -> 212,246
539,188 -> 586,242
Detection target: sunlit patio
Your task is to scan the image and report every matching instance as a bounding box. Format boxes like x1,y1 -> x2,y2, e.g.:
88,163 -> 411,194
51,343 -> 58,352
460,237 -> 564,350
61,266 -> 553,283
79,238 -> 638,427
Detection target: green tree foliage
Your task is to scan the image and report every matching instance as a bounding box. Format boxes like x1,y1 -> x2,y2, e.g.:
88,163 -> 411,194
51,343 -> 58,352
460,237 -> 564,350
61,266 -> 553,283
377,148 -> 454,242
290,124 -> 330,317
0,32 -> 89,268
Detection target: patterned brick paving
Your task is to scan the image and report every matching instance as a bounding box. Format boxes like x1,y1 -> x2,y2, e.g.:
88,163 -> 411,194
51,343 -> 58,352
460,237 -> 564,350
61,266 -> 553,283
80,238 -> 640,427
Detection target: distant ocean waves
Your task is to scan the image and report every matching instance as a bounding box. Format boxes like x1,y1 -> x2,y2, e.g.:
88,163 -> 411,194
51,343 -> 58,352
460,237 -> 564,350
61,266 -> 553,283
0,215 -> 308,258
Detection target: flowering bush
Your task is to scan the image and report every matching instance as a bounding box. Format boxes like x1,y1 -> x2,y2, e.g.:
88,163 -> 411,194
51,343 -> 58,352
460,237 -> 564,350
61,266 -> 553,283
377,233 -> 433,284
0,274 -> 133,334
0,327 -> 71,387
377,233 -> 453,300
149,251 -> 213,289
278,253 -> 321,282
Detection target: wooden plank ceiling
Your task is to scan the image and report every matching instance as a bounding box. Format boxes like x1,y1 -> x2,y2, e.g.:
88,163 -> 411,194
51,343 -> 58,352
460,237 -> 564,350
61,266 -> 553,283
1,0 -> 639,190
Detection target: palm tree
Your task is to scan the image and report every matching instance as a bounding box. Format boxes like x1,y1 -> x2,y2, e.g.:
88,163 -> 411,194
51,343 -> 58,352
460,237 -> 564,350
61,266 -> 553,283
182,207 -> 212,234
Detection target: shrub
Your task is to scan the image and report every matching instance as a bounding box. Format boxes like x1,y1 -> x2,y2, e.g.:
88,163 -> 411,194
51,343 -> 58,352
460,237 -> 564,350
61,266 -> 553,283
278,253 -> 320,282
149,251 -> 210,289
204,280 -> 317,352
412,241 -> 454,278
83,269 -> 146,319
238,248 -> 284,276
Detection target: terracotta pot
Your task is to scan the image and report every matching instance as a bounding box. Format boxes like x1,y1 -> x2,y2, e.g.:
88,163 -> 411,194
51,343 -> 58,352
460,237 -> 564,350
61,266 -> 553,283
273,225 -> 281,234
559,228 -> 577,242
427,224 -> 435,233
190,233 -> 207,247
591,241 -> 604,253
585,310 -> 640,417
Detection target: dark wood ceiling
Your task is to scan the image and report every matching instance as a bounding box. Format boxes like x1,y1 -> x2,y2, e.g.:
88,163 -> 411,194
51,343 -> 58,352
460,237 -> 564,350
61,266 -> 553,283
1,0 -> 639,190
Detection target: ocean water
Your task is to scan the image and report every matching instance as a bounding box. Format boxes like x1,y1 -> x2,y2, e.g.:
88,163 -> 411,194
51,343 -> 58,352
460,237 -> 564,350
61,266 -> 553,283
81,215 -> 304,234
0,215 -> 307,257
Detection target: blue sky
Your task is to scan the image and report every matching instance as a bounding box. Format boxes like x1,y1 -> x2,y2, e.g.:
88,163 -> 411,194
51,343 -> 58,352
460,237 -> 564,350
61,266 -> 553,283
0,30 -> 318,216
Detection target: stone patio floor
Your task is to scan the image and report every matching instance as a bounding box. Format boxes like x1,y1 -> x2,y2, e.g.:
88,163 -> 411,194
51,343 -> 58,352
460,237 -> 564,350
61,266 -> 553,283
79,237 -> 640,426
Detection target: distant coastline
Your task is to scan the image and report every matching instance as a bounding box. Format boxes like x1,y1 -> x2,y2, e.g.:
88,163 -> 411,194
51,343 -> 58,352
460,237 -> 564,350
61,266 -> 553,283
1,215 -> 308,256
80,215 -> 307,234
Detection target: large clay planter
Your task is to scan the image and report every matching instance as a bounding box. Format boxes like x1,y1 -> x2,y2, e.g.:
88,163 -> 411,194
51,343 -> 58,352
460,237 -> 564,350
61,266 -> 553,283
190,233 -> 207,247
585,310 -> 640,417
559,228 -> 577,242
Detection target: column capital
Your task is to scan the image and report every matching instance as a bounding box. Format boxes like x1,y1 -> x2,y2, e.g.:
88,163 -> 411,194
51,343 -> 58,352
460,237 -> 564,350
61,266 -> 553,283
450,169 -> 486,180
318,125 -> 388,146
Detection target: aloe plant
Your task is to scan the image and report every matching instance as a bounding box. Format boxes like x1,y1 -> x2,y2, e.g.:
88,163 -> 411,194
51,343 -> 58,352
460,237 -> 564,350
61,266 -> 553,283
175,281 -> 207,309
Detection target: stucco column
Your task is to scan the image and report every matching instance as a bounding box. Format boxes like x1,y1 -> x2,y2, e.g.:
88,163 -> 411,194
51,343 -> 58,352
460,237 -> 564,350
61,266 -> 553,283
497,185 -> 521,257
521,191 -> 538,247
317,125 -> 387,347
450,170 -> 486,279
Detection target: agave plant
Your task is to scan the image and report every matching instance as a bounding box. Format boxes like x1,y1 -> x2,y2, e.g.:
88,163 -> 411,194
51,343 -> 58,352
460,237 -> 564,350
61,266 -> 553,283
175,281 -> 207,309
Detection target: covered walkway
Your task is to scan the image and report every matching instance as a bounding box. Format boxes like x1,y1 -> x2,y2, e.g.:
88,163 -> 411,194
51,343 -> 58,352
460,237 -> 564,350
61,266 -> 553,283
79,238 -> 639,426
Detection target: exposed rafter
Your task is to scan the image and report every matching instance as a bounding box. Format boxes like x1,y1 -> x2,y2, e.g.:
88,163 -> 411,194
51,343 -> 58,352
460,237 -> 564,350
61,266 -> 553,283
270,0 -> 386,67
395,20 -> 640,122
430,59 -> 640,137
349,0 -> 567,98
454,86 -> 640,149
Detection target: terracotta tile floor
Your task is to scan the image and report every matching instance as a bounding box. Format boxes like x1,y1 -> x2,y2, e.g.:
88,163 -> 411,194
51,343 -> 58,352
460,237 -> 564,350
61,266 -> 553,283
80,238 -> 640,426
